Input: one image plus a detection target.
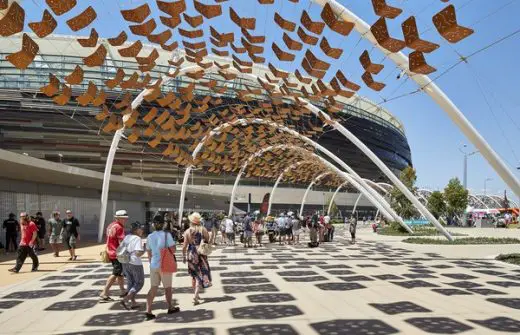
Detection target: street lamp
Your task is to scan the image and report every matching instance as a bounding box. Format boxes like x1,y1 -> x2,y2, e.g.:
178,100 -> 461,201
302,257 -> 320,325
484,178 -> 492,196
459,144 -> 479,189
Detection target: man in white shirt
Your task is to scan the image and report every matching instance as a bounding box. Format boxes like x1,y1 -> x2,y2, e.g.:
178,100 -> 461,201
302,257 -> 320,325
120,222 -> 145,310
224,216 -> 235,245
277,213 -> 287,245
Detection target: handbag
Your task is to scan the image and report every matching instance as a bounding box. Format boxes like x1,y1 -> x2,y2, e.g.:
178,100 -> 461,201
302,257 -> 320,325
116,240 -> 130,264
197,239 -> 212,256
100,247 -> 110,263
160,232 -> 177,273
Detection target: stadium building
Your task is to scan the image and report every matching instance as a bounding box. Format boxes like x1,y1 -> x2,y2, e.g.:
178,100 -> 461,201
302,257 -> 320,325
0,35 -> 412,237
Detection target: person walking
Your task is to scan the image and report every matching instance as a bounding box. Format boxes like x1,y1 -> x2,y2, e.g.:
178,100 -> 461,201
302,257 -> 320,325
8,212 -> 38,273
224,215 -> 235,245
120,222 -> 145,311
253,217 -> 264,247
62,210 -> 80,261
243,214 -> 253,248
326,218 -> 335,242
182,212 -> 212,305
34,212 -> 46,251
209,214 -> 219,245
3,213 -> 18,253
145,215 -> 180,320
292,215 -> 301,245
47,211 -> 62,257
99,210 -> 128,302
276,213 -> 287,245
349,216 -> 358,244
308,213 -> 319,247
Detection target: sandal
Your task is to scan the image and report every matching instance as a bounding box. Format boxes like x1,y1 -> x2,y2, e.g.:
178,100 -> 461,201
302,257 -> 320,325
99,296 -> 114,303
144,313 -> 156,321
167,306 -> 180,314
120,300 -> 130,311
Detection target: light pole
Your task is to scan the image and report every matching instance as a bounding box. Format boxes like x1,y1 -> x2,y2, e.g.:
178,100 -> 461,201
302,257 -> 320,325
484,178 -> 492,196
459,144 -> 479,189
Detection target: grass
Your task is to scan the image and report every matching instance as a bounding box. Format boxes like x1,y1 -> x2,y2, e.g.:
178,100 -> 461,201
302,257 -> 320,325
507,224 -> 519,229
377,225 -> 464,237
496,253 -> 520,265
403,237 -> 520,245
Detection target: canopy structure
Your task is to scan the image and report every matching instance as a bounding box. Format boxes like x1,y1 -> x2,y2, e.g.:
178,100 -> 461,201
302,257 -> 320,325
1,0 -> 516,242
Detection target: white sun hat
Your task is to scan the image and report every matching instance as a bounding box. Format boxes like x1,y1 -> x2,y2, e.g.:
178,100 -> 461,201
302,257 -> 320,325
188,212 -> 202,224
115,209 -> 129,218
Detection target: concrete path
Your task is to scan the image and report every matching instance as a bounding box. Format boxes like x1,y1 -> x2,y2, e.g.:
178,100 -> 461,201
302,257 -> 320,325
1,227 -> 520,334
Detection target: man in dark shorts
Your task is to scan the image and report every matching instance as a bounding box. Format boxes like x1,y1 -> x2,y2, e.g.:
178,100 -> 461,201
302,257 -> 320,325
99,210 -> 128,302
8,212 -> 38,273
62,210 -> 80,261
3,213 -> 19,253
35,212 -> 46,251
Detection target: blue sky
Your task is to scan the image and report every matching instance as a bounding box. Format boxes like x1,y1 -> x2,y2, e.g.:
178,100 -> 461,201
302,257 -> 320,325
19,0 -> 520,199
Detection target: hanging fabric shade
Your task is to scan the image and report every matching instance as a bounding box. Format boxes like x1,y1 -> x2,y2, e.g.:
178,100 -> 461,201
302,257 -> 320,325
83,44 -> 106,67
28,10 -> 57,38
64,65 -> 84,86
157,0 -> 186,17
432,4 -> 474,43
6,33 -> 39,69
0,2 -> 25,37
77,28 -> 98,47
120,3 -> 150,23
46,0 -> 77,16
66,6 -> 97,32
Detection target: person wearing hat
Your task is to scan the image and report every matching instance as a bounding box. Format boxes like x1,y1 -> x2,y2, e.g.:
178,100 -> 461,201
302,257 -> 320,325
47,211 -> 62,257
99,210 -> 128,303
3,213 -> 19,253
8,212 -> 39,273
120,221 -> 145,310
144,214 -> 180,320
34,211 -> 46,251
182,212 -> 212,305
62,209 -> 80,261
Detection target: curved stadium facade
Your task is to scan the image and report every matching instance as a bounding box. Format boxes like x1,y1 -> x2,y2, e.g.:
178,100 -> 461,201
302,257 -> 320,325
0,35 -> 412,190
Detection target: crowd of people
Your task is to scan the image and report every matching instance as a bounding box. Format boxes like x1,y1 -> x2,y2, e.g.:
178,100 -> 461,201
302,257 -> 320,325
4,207 -> 360,321
100,210 -> 212,321
3,210 -> 81,273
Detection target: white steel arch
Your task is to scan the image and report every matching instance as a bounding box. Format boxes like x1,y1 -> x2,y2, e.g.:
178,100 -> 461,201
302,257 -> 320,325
352,193 -> 364,218
226,144 -> 404,228
475,194 -> 502,208
301,172 -> 333,216
178,117 -> 403,228
364,179 -> 390,195
469,194 -> 488,209
267,161 -> 308,216
312,0 -> 520,198
228,145 -> 308,217
327,181 -> 349,216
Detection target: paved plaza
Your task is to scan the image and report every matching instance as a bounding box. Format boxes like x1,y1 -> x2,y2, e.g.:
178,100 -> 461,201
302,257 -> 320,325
1,227 -> 520,335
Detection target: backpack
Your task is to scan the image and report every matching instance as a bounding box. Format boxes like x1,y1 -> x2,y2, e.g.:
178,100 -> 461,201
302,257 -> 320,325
116,240 -> 130,264
285,218 -> 293,229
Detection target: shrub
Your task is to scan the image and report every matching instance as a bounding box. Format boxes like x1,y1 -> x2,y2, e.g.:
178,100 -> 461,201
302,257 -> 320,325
403,237 -> 520,245
496,253 -> 520,265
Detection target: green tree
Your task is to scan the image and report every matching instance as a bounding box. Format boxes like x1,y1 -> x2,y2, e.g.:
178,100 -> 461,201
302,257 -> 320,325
326,197 -> 339,217
390,166 -> 419,219
427,191 -> 447,219
444,178 -> 469,217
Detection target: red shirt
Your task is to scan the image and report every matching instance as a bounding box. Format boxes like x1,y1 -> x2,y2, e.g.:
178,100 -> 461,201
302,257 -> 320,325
20,221 -> 38,246
106,221 -> 124,260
